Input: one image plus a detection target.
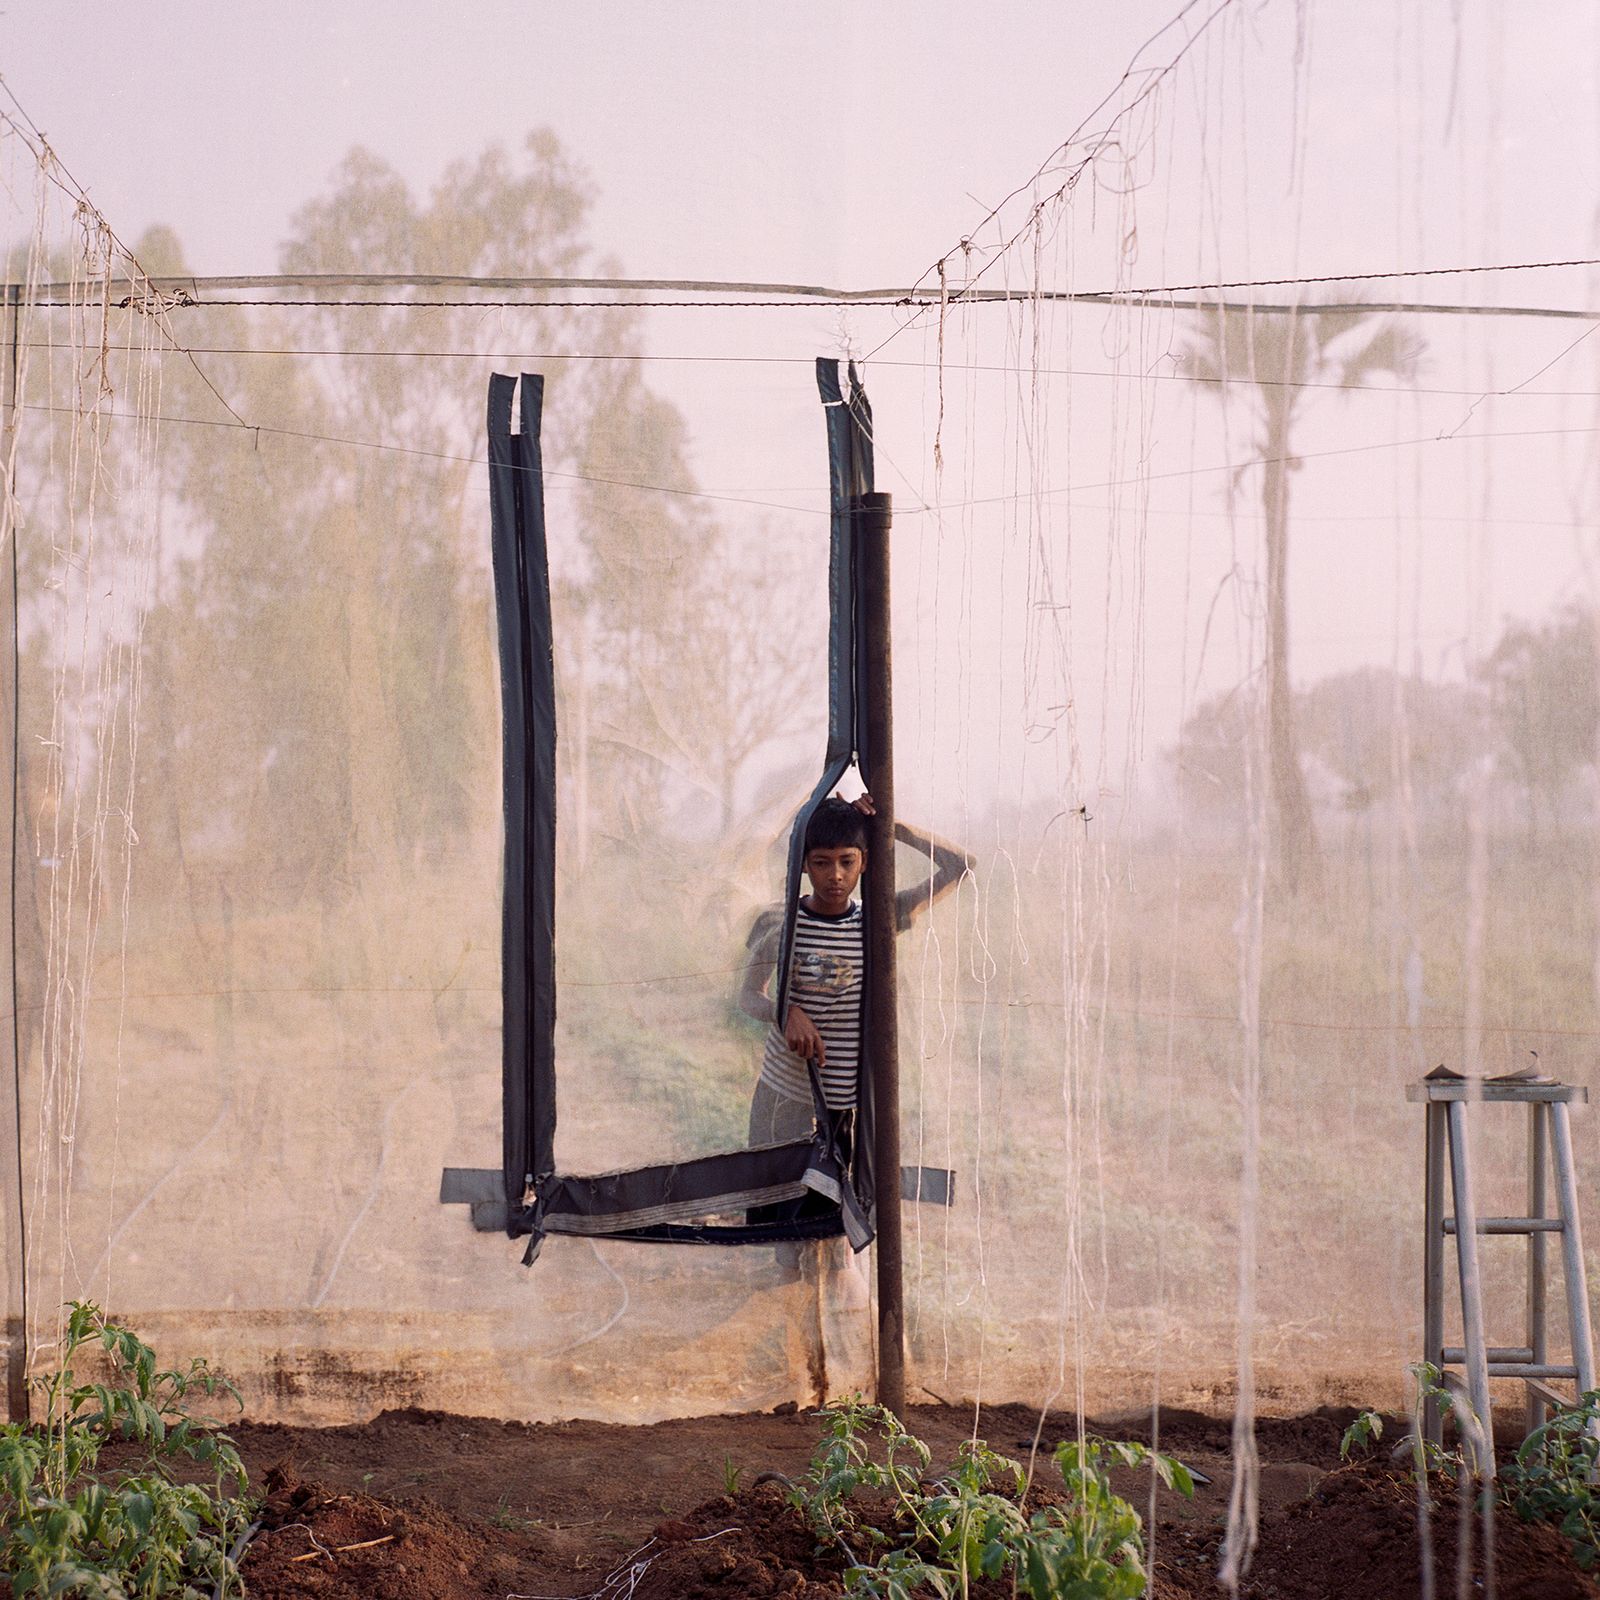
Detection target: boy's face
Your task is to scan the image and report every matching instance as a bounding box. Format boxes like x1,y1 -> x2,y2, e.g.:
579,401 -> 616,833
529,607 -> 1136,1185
804,844 -> 866,915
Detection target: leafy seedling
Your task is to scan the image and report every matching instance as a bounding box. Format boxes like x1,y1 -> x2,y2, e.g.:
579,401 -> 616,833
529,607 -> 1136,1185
793,1396 -> 1193,1599
1502,1388 -> 1600,1570
1340,1410 -> 1384,1459
0,1300 -> 257,1598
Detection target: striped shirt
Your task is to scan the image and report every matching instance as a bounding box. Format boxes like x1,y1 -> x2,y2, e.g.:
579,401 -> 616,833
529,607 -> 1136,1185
758,902 -> 863,1109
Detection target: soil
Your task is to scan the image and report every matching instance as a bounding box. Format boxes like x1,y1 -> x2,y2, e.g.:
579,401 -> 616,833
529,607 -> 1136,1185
224,1403 -> 1599,1599
1154,1458 -> 1590,1600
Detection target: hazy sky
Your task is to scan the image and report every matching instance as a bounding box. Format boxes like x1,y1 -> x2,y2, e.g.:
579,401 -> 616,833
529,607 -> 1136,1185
6,2 -> 1231,282
7,1 -> 1593,288
7,0 -> 1600,805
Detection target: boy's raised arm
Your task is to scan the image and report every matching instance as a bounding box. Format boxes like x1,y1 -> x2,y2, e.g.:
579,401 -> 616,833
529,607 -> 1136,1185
892,818 -> 975,931
850,791 -> 973,932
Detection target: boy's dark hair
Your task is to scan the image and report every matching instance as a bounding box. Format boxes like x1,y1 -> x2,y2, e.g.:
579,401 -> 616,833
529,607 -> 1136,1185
804,797 -> 869,854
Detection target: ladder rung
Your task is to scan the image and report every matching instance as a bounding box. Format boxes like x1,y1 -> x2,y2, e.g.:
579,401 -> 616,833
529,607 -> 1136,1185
1442,1216 -> 1564,1234
1488,1363 -> 1578,1380
1442,1345 -> 1533,1364
1524,1378 -> 1574,1409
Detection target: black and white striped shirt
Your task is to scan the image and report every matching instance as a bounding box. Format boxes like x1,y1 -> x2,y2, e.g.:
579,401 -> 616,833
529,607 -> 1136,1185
759,902 -> 863,1109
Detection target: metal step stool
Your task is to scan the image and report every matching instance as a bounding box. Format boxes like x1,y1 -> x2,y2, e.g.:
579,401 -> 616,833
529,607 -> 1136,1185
1407,1068 -> 1595,1473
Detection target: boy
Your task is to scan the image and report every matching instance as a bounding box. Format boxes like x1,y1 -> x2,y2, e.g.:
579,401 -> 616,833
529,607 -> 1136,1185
739,793 -> 971,1155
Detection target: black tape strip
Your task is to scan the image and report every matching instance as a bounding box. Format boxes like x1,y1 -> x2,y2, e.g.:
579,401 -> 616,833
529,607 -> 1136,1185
582,1215 -> 845,1247
775,361 -> 877,1026
467,367 -> 889,1260
519,375 -> 558,1194
487,375 -> 531,1225
487,373 -> 557,1230
817,358 -> 854,764
539,1138 -> 816,1222
439,1167 -> 505,1205
901,1166 -> 955,1206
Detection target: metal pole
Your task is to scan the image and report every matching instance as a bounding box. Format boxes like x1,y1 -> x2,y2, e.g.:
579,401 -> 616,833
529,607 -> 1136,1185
1549,1103 -> 1597,1396
1447,1101 -> 1494,1476
1,282 -> 25,1423
859,489 -> 905,1420
1423,1100 -> 1446,1449
1528,1103 -> 1548,1435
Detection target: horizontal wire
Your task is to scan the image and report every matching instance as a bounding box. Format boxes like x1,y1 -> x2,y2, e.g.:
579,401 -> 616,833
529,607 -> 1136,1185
5,257 -> 1596,302
13,400 -> 835,517
1121,256 -> 1600,295
103,297 -> 921,311
12,273 -> 945,301
10,277 -> 1600,325
27,294 -> 1600,324
39,339 -> 1600,400
0,977 -> 1587,1038
1055,497 -> 1600,531
927,422 -> 1600,514
20,399 -> 1600,524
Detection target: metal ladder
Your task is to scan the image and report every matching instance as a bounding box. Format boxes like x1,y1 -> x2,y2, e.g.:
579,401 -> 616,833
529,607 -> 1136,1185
1407,1067 -> 1595,1474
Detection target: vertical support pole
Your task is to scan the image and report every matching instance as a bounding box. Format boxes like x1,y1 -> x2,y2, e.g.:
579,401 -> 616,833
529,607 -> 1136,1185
0,281 -> 25,1423
1550,1102 -> 1597,1396
1447,1101 -> 1494,1475
1424,1098 -> 1446,1449
1528,1102 -> 1548,1435
859,489 -> 904,1420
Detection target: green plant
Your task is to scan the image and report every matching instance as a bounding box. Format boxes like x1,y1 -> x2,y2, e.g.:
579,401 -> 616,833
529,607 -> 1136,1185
1502,1389 -> 1600,1569
1404,1361 -> 1474,1475
721,1455 -> 743,1496
792,1397 -> 1192,1599
0,1300 -> 255,1598
1339,1410 -> 1384,1459
789,1396 -> 931,1556
1023,1439 -> 1194,1600
488,1493 -> 536,1532
845,1437 -> 1029,1600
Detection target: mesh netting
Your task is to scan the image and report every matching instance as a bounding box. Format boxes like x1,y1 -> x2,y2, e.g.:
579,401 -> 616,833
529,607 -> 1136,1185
1,24 -> 1598,1559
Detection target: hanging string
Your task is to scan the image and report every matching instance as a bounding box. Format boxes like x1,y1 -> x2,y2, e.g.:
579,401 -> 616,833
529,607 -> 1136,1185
4,118 -> 170,1397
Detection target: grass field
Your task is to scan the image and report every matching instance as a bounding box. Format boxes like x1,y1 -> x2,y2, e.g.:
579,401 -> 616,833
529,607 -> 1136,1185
9,816 -> 1600,1425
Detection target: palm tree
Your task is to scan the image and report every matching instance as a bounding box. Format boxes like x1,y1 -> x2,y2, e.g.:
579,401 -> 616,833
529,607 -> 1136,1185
1182,302 -> 1423,890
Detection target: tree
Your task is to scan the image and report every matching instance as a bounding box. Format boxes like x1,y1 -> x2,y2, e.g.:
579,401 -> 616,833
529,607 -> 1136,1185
1168,685 -> 1254,822
1169,667 -> 1481,839
135,135 -> 754,897
1476,606 -> 1600,847
1180,304 -> 1424,889
1297,667 -> 1482,816
591,531 -> 824,838
138,139 -> 618,891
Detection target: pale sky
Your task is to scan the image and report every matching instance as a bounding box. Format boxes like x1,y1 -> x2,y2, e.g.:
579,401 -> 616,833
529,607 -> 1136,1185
6,3 -> 1229,283
7,0 -> 1600,811
7,1 -> 1593,288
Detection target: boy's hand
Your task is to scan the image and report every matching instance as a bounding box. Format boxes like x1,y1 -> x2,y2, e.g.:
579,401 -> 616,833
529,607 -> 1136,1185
851,793 -> 877,817
785,1004 -> 825,1067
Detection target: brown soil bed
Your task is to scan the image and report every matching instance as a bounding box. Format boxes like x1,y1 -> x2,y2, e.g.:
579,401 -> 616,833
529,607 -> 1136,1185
1155,1457 -> 1590,1600
224,1403 -> 1598,1598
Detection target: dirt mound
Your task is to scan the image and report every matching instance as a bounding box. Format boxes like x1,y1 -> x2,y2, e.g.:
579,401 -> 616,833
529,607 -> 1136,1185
241,1465 -> 544,1600
587,1460 -> 1598,1600
627,1483 -> 840,1600
622,1478 -> 1052,1600
1157,1456 -> 1592,1600
1091,1403 -> 1360,1461
225,1408 -> 1600,1599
